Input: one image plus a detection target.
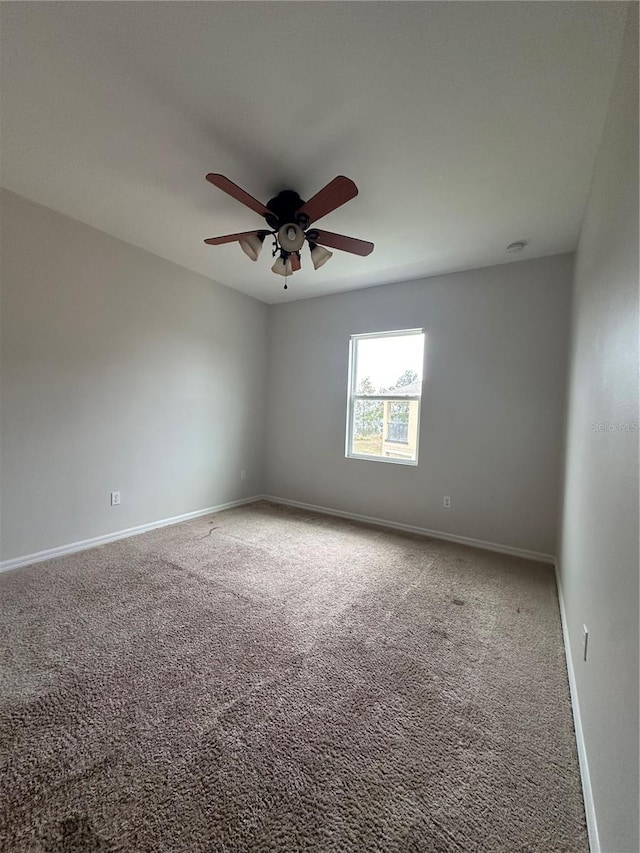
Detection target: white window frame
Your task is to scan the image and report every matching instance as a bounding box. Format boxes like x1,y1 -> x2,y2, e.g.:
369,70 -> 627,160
345,328 -> 425,466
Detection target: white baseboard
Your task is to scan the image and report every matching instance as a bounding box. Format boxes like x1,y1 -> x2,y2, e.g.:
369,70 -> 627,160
3,493 -> 555,573
555,563 -> 599,853
262,494 -> 555,564
0,496 -> 263,573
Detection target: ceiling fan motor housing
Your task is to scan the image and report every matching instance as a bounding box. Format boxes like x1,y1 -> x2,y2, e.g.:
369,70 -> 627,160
265,189 -> 309,231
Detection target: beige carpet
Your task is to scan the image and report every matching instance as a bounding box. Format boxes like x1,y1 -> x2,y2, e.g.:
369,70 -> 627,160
1,501 -> 586,852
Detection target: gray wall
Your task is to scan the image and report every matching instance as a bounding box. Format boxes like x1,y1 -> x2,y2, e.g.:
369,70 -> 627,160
0,190 -> 268,561
265,254 -> 573,556
558,5 -> 639,852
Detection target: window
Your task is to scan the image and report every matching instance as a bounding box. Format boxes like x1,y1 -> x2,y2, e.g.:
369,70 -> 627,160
346,329 -> 425,465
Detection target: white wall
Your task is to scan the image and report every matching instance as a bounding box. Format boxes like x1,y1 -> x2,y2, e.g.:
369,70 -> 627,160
0,190 -> 268,562
265,254 -> 573,557
558,5 -> 639,852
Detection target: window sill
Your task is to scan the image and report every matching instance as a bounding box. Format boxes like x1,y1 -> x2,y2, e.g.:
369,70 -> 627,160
346,452 -> 418,467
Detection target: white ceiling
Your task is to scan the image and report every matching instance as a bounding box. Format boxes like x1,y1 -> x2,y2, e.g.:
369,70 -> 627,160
0,2 -> 626,304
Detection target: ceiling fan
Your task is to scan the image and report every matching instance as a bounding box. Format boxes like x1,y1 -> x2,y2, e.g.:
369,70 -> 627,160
204,174 -> 374,289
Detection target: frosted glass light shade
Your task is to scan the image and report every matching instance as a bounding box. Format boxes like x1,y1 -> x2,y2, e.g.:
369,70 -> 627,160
278,223 -> 305,252
271,255 -> 293,277
239,233 -> 265,261
310,244 -> 333,270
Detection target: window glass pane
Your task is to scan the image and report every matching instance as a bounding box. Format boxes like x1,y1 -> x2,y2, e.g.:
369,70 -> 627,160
355,334 -> 424,395
352,399 -> 384,456
350,398 -> 420,462
389,402 -> 410,443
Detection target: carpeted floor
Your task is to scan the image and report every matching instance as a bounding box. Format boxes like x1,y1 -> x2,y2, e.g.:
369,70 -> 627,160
1,501 -> 587,852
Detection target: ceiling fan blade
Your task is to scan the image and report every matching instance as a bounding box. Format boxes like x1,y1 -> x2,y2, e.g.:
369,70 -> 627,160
204,230 -> 265,246
309,229 -> 374,257
290,252 -> 301,272
206,174 -> 270,217
296,176 -> 358,225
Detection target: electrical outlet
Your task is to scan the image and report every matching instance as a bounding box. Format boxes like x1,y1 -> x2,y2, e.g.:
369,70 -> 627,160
110,491 -> 121,506
443,496 -> 451,509
583,625 -> 589,662
240,470 -> 247,480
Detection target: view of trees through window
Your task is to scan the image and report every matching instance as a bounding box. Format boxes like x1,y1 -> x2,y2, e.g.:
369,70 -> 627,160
354,371 -> 417,442
348,331 -> 424,463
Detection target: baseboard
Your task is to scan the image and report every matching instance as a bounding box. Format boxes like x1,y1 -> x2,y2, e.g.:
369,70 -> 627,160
555,563 -> 600,853
0,496 -> 263,573
2,493 -> 555,572
262,494 -> 555,564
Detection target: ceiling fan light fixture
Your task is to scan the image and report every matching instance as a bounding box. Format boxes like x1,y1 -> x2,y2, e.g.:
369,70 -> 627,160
204,174 -> 374,286
271,254 -> 293,277
310,243 -> 333,270
277,223 -> 305,252
239,233 -> 265,261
